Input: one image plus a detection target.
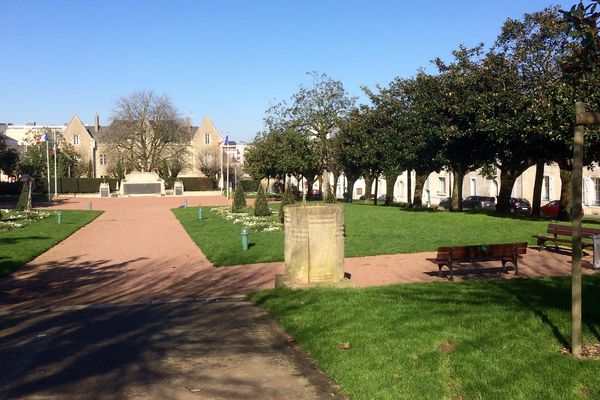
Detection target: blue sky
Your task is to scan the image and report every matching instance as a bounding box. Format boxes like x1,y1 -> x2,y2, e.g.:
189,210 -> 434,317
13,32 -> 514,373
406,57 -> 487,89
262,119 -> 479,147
1,0 -> 573,142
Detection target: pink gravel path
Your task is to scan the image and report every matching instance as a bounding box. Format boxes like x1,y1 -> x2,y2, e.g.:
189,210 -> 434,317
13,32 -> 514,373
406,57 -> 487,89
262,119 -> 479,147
0,195 -> 596,312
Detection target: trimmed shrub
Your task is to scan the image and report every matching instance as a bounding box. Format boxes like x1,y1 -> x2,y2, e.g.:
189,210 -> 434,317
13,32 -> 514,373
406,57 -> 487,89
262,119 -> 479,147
239,179 -> 260,193
231,184 -> 247,213
253,184 -> 271,216
0,182 -> 21,195
279,185 -> 296,223
16,181 -> 32,210
86,160 -> 93,178
324,184 -> 336,203
179,177 -> 217,191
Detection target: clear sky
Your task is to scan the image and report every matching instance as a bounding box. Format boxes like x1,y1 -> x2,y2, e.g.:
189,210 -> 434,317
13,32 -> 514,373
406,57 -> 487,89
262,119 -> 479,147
1,0 -> 574,142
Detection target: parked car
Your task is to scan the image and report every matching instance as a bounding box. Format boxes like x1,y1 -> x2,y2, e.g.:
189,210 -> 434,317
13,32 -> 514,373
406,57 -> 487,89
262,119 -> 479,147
377,194 -> 387,202
509,197 -> 531,213
438,197 -> 451,210
540,200 -> 560,218
462,196 -> 496,210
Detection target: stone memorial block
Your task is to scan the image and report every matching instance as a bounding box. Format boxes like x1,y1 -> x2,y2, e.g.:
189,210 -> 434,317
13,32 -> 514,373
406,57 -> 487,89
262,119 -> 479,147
119,171 -> 165,196
174,181 -> 184,196
275,204 -> 352,288
99,182 -> 110,198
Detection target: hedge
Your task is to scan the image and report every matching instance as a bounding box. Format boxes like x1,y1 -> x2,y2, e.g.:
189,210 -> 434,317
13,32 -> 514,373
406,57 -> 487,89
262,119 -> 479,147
33,177 -> 119,194
0,182 -> 21,195
179,177 -> 217,191
238,179 -> 260,192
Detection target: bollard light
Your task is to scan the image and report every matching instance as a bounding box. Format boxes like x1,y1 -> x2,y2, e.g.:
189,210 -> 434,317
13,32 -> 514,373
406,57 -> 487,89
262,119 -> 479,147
241,227 -> 249,250
198,207 -> 204,220
57,210 -> 62,224
184,199 -> 188,208
88,201 -> 92,210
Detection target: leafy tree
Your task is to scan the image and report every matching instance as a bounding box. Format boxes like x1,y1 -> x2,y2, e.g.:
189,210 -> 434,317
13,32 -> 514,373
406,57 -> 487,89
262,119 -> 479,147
0,135 -> 19,178
265,72 -> 355,198
231,184 -> 246,213
253,184 -> 271,216
16,179 -> 32,211
433,45 -> 496,211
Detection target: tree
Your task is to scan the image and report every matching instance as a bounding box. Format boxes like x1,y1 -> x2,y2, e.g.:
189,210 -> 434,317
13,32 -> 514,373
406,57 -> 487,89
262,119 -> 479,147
265,72 -> 355,198
0,135 -> 19,178
433,45 -> 496,211
197,146 -> 221,182
106,90 -> 191,174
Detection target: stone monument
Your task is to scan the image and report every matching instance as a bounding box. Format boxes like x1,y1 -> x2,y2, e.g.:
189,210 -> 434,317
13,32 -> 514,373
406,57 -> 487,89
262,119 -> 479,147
275,204 -> 352,288
119,171 -> 165,196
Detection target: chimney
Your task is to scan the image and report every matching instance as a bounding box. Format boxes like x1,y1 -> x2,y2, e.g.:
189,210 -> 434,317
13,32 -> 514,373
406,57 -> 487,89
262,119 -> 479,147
94,113 -> 100,133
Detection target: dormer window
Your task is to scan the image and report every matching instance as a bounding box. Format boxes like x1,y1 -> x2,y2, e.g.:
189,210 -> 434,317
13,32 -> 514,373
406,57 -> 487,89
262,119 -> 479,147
204,134 -> 211,144
73,134 -> 80,145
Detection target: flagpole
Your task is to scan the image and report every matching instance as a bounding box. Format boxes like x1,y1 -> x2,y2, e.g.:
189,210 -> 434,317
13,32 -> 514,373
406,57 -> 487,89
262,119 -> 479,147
226,148 -> 230,199
53,130 -> 58,199
220,143 -> 224,195
45,134 -> 50,202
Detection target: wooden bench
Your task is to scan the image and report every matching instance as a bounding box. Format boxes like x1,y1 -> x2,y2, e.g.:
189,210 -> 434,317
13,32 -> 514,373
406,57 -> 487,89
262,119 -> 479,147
426,243 -> 528,281
532,223 -> 600,251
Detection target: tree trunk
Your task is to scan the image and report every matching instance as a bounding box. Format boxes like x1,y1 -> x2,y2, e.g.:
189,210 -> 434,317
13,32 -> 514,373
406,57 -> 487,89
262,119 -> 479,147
450,167 -> 464,211
559,165 -> 572,221
497,169 -> 519,214
306,176 -> 314,201
332,173 -> 340,199
364,175 -> 373,205
531,160 -> 545,217
412,171 -> 428,208
321,170 -> 329,198
346,177 -> 357,203
407,170 -> 412,206
373,176 -> 379,205
385,173 -> 396,206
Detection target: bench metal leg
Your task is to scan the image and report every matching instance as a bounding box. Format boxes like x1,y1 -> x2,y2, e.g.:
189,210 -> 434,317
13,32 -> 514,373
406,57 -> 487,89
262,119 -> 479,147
448,261 -> 454,281
501,260 -> 508,274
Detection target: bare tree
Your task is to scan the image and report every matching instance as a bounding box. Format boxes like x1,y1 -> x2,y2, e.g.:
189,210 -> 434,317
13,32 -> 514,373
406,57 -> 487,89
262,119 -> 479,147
106,90 -> 191,173
197,145 -> 221,180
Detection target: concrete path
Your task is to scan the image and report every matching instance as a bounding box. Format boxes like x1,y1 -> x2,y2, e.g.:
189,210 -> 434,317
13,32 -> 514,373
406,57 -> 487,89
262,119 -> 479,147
0,299 -> 342,400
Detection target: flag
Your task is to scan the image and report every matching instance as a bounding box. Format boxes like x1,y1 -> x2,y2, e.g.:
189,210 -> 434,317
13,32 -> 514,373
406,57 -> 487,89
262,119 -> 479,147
224,135 -> 229,145
36,132 -> 48,144
217,139 -> 224,145
52,141 -> 57,156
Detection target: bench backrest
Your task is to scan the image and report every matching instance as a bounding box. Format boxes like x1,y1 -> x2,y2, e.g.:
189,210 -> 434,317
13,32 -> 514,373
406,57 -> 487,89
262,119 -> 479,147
436,243 -> 528,260
547,224 -> 600,239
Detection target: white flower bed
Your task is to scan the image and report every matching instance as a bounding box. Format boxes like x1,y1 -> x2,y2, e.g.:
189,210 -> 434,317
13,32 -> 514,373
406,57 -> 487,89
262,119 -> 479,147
210,207 -> 282,232
0,209 -> 54,232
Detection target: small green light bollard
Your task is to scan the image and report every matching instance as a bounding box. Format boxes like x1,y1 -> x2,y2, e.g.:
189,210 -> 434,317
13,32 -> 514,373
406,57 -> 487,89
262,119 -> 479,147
241,227 -> 249,250
57,210 -> 62,224
88,201 -> 92,210
198,207 -> 204,220
184,199 -> 188,208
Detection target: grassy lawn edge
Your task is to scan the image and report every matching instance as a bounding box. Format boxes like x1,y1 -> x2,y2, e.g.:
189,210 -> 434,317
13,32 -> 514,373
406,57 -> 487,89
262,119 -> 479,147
0,210 -> 103,278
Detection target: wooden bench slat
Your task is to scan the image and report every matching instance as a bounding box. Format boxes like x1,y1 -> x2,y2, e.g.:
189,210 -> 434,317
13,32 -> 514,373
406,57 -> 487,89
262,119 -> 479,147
534,223 -> 600,251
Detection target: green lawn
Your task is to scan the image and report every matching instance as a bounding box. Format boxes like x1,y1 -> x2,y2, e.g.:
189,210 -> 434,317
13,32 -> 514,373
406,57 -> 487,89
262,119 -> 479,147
174,203 -> 586,266
251,276 -> 600,399
0,210 -> 102,277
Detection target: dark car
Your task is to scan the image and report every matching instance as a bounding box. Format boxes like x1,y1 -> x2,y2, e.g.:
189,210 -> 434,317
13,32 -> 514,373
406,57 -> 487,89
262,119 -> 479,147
510,197 -> 531,213
438,197 -> 451,210
462,196 -> 496,210
540,200 -> 560,218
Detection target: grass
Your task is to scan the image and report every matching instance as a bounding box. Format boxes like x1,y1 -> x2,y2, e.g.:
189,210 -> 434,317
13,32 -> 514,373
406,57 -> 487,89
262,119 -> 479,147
0,210 -> 102,277
251,276 -> 600,399
174,202 -> 588,266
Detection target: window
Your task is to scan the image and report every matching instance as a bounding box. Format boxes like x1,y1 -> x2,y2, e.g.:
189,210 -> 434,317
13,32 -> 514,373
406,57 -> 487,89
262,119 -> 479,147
356,187 -> 363,196
204,152 -> 213,164
469,178 -> 477,196
73,134 -> 80,145
204,134 -> 211,144
543,176 -> 551,201
438,177 -> 446,194
99,154 -> 107,166
595,178 -> 600,206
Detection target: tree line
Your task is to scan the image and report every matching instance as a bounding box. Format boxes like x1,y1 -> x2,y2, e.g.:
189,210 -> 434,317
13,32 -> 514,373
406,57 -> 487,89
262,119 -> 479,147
244,4 -> 600,217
